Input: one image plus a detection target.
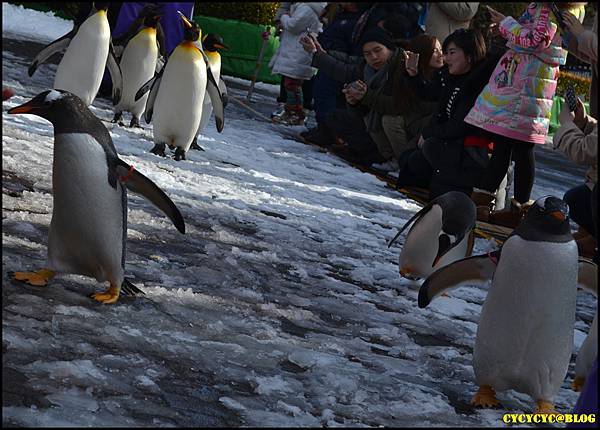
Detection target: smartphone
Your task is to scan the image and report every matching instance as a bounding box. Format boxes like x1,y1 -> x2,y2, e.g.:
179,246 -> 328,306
565,85 -> 577,112
407,52 -> 420,70
549,3 -> 566,31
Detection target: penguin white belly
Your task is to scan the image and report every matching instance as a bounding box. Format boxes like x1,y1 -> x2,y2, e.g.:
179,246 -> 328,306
47,133 -> 124,285
473,236 -> 578,401
119,29 -> 158,117
575,311 -> 597,381
54,13 -> 110,106
196,55 -> 221,135
153,44 -> 206,151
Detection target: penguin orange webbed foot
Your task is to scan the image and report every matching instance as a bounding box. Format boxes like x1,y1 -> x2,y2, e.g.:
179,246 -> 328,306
571,377 -> 585,392
90,284 -> 120,304
9,269 -> 55,287
534,400 -> 558,415
471,385 -> 501,409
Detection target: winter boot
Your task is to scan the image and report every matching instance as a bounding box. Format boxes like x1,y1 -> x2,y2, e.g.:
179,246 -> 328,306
489,198 -> 532,229
471,189 -> 495,223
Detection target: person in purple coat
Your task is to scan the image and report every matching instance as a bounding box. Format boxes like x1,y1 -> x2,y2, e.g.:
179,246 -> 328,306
99,3 -> 195,97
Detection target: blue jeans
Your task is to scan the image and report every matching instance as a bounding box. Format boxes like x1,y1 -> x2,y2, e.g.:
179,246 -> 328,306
312,71 -> 342,124
564,184 -> 595,235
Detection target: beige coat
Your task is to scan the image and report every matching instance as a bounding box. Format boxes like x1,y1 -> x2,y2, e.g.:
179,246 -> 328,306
425,2 -> 479,43
567,12 -> 597,119
553,117 -> 598,189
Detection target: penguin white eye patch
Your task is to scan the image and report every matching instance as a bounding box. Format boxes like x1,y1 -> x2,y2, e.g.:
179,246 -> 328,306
45,90 -> 64,103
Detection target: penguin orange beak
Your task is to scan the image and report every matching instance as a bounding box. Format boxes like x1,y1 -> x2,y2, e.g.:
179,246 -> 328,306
214,43 -> 229,51
549,210 -> 566,221
177,10 -> 193,28
8,100 -> 39,114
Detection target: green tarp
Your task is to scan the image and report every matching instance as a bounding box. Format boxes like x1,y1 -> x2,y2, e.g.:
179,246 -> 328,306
549,96 -> 591,135
193,15 -> 281,85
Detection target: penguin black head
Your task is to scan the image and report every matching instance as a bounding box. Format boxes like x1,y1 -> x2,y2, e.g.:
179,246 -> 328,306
177,10 -> 200,42
512,196 -> 573,242
8,90 -> 91,127
202,34 -> 229,52
93,2 -> 110,12
139,4 -> 163,28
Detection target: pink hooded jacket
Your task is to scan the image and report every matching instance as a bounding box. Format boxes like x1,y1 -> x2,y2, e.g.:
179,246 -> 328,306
464,3 -> 586,144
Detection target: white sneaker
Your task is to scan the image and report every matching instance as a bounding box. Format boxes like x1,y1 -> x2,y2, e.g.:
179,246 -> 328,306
371,159 -> 399,172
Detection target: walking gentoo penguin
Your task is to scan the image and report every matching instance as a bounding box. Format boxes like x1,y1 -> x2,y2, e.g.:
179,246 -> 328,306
8,90 -> 185,304
572,259 -> 598,391
28,3 -> 122,107
388,191 -> 475,280
417,196 -> 596,413
135,12 -> 224,161
112,5 -> 165,128
190,33 -> 229,151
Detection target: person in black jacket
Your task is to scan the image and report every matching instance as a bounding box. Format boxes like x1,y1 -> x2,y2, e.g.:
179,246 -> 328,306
397,28 -> 498,200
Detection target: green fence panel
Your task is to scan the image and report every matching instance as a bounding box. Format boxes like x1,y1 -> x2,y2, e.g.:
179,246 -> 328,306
193,15 -> 281,85
549,96 -> 590,135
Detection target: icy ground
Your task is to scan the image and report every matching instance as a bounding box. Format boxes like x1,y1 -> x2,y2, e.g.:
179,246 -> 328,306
2,4 -> 596,427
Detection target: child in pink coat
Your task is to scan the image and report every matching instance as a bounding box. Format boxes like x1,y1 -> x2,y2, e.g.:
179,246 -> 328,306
467,2 -> 586,227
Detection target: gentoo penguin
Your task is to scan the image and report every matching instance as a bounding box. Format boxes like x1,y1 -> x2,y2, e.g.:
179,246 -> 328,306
8,90 -> 185,304
388,191 -> 475,280
28,3 -> 122,107
572,258 -> 597,391
112,5 -> 165,128
190,33 -> 229,151
418,196 -> 592,414
135,12 -> 224,161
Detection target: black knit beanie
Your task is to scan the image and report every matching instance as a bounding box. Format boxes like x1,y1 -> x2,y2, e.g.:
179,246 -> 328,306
359,26 -> 396,50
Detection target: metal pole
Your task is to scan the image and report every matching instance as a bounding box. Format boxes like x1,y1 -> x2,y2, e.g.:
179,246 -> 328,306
246,26 -> 271,102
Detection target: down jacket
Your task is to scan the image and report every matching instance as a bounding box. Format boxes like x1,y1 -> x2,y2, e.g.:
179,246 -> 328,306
269,3 -> 327,80
464,3 -> 586,144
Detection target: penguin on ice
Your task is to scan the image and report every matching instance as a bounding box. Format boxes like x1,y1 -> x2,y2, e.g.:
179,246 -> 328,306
8,90 -> 185,304
28,3 -> 122,107
418,196 -> 597,413
572,259 -> 597,392
190,33 -> 229,151
135,12 -> 224,161
111,5 -> 166,128
388,191 -> 475,280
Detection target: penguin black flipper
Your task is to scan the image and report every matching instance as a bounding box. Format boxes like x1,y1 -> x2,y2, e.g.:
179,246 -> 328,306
28,27 -> 78,77
418,250 -> 500,308
205,66 -> 225,132
116,159 -> 185,234
577,258 -> 597,296
218,77 -> 228,108
106,41 -> 123,106
156,21 -> 167,60
120,278 -> 146,297
388,203 -> 434,248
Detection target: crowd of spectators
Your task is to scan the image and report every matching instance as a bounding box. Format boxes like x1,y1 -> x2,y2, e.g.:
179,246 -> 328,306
268,2 -> 596,258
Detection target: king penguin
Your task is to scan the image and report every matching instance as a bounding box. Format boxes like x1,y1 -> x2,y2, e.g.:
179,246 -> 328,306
8,90 -> 185,305
112,5 -> 165,128
134,12 -> 224,161
28,3 -> 122,107
190,33 -> 229,151
417,196 -> 598,413
388,191 -> 475,280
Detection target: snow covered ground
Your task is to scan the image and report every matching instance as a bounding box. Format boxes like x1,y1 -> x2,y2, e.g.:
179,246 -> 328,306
2,3 -> 596,427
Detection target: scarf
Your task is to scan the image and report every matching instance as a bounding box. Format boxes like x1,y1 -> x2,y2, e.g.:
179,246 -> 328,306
363,60 -> 390,133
